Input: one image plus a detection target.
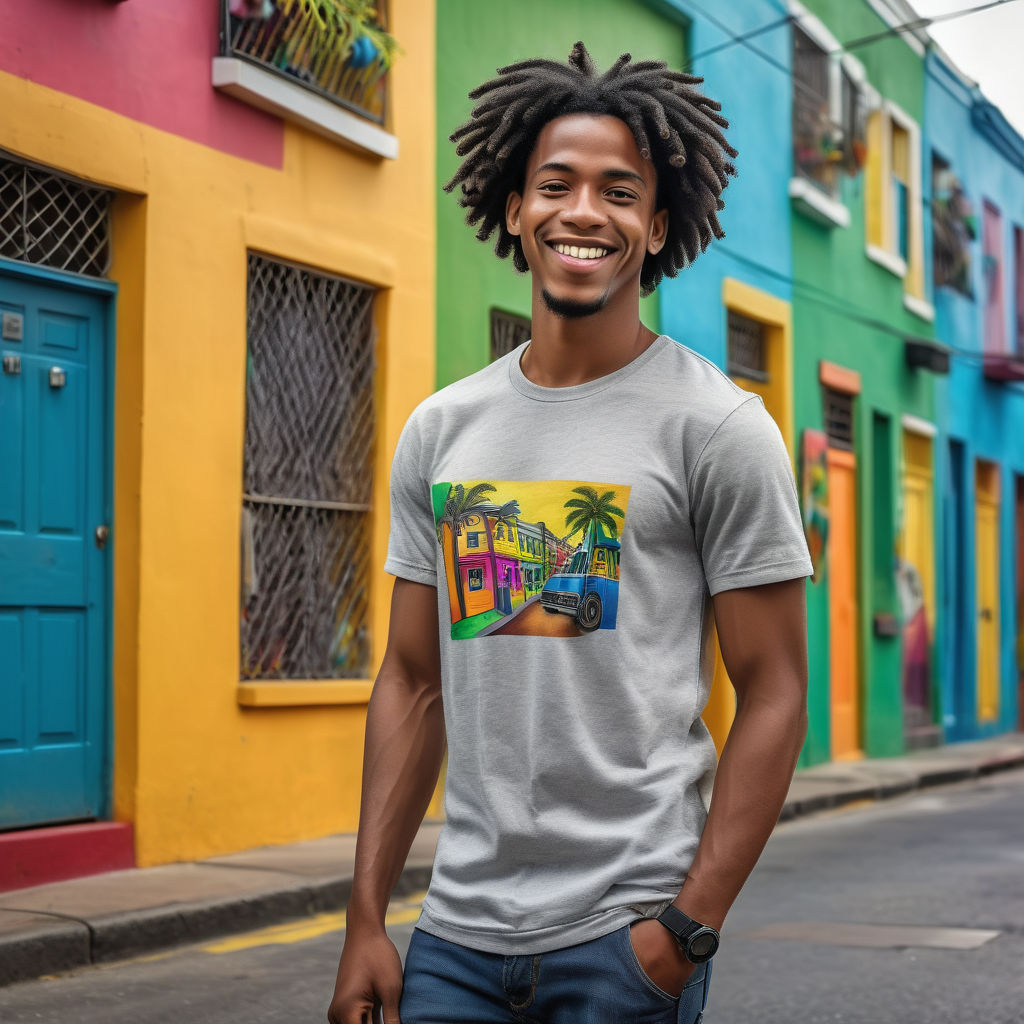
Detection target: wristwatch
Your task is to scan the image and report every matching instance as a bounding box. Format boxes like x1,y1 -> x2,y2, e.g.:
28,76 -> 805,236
655,905 -> 720,963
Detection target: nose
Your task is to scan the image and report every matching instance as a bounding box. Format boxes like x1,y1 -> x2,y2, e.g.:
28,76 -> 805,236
560,185 -> 608,230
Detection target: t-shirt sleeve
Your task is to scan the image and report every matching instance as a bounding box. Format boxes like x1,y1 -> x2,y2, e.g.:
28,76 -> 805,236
383,413 -> 438,586
689,395 -> 813,596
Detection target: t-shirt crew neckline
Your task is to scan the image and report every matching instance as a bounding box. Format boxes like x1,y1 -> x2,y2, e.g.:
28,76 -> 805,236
508,333 -> 671,402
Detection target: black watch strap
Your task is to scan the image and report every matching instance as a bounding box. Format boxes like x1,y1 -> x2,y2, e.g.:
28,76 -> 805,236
655,905 -> 720,963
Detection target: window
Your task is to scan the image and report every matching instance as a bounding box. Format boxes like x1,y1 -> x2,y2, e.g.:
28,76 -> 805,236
467,532 -> 479,548
240,254 -> 375,680
727,310 -> 769,382
495,524 -> 505,541
490,308 -> 531,362
865,102 -> 927,311
931,152 -> 975,296
791,23 -> 865,200
468,568 -> 483,592
0,154 -> 112,277
982,200 -> 1006,353
823,387 -> 854,451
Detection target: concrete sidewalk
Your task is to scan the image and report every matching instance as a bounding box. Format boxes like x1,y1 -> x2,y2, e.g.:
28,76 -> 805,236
2,734 -> 1023,988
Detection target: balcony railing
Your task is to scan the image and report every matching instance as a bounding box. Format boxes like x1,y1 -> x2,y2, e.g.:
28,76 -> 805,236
220,0 -> 391,125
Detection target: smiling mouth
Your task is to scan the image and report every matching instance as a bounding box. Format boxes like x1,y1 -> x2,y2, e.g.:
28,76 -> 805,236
549,242 -> 612,260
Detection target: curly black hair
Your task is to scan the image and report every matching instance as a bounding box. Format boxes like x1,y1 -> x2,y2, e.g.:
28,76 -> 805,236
444,41 -> 738,295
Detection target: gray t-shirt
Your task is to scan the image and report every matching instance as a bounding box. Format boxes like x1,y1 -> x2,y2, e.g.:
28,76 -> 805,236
385,334 -> 813,954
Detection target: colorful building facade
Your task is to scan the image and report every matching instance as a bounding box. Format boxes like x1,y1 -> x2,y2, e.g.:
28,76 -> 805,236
924,47 -> 1024,742
0,0 -> 435,873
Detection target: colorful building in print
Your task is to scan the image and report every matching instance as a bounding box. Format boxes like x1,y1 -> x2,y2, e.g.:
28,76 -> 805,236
923,46 -> 1024,742
0,0 -> 435,880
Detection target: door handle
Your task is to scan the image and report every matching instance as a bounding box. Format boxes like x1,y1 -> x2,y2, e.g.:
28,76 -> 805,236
979,608 -> 992,622
95,524 -> 110,550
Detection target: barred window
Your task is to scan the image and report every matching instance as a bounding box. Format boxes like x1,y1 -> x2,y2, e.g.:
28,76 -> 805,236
490,308 -> 531,362
823,386 -> 855,451
240,254 -> 376,680
0,153 -> 112,277
726,309 -> 769,382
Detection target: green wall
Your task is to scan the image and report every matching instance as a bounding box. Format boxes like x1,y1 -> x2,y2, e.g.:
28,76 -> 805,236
435,0 -> 686,388
794,0 -> 935,764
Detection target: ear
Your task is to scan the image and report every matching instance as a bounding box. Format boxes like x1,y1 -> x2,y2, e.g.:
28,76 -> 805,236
506,190 -> 523,236
647,208 -> 668,256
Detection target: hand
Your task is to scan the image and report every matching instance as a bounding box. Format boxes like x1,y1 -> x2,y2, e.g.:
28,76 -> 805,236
327,928 -> 404,1024
628,919 -> 696,998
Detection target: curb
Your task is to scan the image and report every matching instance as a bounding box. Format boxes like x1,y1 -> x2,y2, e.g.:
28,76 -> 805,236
3,753 -> 1023,989
0,863 -> 432,988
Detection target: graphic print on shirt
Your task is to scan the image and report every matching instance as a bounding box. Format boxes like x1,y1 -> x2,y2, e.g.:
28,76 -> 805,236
431,480 -> 631,639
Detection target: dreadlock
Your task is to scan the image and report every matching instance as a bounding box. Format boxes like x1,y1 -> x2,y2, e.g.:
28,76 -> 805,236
444,42 -> 738,295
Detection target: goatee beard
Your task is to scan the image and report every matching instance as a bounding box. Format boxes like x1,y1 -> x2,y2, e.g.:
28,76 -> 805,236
541,288 -> 607,320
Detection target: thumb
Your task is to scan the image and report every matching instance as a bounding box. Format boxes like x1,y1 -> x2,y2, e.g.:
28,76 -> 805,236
380,984 -> 402,1024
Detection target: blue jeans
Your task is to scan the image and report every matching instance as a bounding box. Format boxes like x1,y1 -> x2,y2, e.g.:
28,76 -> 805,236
400,923 -> 713,1023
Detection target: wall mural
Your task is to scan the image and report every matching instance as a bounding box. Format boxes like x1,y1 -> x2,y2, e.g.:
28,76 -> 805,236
800,429 -> 829,583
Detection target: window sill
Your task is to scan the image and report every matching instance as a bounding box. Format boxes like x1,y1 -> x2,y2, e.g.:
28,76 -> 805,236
212,57 -> 398,160
866,244 -> 907,279
238,680 -> 374,708
903,293 -> 935,322
788,177 -> 850,229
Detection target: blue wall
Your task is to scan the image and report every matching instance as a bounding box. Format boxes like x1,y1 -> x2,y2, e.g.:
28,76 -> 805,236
925,50 -> 1024,740
653,0 -> 793,362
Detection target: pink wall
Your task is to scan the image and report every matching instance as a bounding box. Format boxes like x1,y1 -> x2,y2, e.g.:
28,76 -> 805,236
0,0 -> 282,168
983,199 -> 1007,354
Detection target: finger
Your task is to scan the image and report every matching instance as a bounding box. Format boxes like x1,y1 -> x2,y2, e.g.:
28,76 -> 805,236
380,986 -> 403,1024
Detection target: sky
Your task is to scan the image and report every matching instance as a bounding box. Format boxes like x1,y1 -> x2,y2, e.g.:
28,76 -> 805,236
909,0 -> 1024,135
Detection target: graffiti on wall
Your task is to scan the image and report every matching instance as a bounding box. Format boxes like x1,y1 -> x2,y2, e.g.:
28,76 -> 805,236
800,429 -> 829,583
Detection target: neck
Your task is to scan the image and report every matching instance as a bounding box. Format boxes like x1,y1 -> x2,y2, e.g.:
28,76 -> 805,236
521,281 -> 657,388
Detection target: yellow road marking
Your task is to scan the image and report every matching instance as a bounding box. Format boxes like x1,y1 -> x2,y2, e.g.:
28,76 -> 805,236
202,897 -> 424,955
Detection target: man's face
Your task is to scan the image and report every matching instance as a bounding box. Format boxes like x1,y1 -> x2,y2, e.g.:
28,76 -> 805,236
505,114 -> 667,319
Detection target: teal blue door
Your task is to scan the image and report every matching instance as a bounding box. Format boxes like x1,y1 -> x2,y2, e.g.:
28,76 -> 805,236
0,265 -> 111,828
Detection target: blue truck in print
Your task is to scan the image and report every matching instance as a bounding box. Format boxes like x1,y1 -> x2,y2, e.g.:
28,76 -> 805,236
539,525 -> 620,632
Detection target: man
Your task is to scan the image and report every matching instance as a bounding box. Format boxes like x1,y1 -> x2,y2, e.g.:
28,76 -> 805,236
329,43 -> 812,1024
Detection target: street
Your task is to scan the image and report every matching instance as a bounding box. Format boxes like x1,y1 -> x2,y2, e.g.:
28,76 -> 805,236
490,599 -> 584,637
2,769 -> 1023,1024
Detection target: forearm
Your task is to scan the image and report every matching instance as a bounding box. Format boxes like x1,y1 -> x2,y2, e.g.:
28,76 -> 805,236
346,662 -> 445,934
675,685 -> 807,930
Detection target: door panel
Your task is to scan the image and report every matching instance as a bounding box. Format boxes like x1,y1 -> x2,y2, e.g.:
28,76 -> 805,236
0,270 -> 108,828
976,469 -> 1000,722
828,448 -> 861,760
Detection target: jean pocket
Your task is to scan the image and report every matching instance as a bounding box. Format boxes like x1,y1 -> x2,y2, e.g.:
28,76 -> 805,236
619,923 -> 687,1003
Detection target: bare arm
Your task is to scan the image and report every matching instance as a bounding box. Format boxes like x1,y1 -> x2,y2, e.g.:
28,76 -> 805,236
328,576 -> 445,1024
629,576 -> 808,992
674,575 -> 809,929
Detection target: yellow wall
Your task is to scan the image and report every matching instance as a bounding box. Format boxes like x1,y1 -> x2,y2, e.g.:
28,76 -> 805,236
705,279 -> 795,753
0,0 -> 436,866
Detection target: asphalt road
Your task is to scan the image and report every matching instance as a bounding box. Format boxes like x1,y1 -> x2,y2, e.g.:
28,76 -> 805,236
3,769 -> 1023,1023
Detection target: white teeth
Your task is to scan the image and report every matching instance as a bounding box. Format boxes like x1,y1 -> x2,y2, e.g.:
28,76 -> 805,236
554,244 -> 608,259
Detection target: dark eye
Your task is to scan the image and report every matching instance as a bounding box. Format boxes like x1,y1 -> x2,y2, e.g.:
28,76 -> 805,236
607,188 -> 637,200
539,182 -> 568,193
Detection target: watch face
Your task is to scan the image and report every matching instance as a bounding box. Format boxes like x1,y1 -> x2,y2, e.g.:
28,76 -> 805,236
688,929 -> 719,961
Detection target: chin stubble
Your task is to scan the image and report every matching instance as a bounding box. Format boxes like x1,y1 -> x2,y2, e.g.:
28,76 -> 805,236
540,288 -> 608,320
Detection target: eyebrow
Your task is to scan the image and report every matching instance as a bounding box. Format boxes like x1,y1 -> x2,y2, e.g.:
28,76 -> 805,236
534,162 -> 647,186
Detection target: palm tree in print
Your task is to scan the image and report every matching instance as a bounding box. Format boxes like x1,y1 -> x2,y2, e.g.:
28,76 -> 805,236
436,483 -> 519,621
563,486 -> 625,554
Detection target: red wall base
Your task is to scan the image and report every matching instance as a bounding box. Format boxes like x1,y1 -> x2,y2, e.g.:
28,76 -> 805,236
0,822 -> 135,892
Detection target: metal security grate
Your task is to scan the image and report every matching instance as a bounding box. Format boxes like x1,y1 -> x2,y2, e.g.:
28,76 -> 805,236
727,309 -> 769,382
823,387 -> 854,451
241,254 -> 376,679
0,155 -> 112,277
490,308 -> 531,362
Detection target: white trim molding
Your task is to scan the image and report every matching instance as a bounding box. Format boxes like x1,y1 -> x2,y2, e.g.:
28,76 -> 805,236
903,293 -> 935,322
866,243 -> 907,278
901,413 -> 937,437
789,177 -> 850,229
212,57 -> 398,160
